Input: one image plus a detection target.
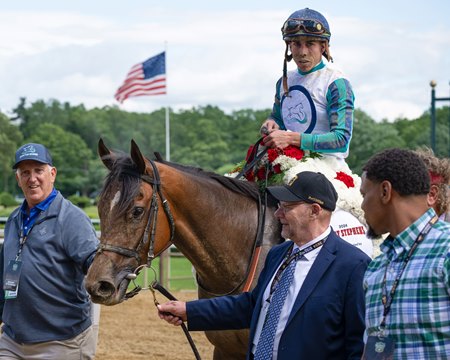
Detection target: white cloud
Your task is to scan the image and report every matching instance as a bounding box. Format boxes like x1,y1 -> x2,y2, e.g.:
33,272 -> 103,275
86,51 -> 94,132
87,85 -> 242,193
0,4 -> 449,123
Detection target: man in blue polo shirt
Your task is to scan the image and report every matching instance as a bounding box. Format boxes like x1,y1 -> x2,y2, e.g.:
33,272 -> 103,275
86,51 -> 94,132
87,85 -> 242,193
0,143 -> 99,359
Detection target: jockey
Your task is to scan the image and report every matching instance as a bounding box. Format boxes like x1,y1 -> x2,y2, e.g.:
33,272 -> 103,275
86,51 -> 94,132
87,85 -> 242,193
230,9 -> 374,257
261,8 -> 355,166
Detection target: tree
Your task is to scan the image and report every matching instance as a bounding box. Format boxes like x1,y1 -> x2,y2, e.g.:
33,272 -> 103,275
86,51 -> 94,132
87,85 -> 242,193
25,123 -> 95,196
347,110 -> 405,174
9,96 -> 446,200
0,112 -> 23,192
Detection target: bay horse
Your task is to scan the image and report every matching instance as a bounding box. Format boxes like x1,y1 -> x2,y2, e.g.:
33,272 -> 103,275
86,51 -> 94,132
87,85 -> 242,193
85,139 -> 282,359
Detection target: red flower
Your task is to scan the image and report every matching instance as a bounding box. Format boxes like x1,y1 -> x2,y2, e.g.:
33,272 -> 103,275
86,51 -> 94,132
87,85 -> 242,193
273,164 -> 282,174
282,146 -> 304,160
245,170 -> 255,182
335,171 -> 354,188
245,145 -> 255,162
257,167 -> 267,180
267,148 -> 280,162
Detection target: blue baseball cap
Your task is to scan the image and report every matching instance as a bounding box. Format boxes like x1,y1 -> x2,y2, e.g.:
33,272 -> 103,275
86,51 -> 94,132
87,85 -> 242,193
13,143 -> 53,169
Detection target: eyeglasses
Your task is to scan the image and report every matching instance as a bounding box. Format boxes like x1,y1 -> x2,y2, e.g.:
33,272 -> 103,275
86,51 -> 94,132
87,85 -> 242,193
281,18 -> 328,36
277,201 -> 309,212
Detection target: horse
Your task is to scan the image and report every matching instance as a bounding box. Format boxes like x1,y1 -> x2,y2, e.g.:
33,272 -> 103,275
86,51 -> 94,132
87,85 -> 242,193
85,139 -> 283,359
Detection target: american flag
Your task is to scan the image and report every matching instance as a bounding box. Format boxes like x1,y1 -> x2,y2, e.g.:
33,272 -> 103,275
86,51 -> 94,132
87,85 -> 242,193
114,52 -> 166,103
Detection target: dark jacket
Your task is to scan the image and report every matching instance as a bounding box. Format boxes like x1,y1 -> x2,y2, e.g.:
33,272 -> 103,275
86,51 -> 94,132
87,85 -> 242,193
187,230 -> 370,359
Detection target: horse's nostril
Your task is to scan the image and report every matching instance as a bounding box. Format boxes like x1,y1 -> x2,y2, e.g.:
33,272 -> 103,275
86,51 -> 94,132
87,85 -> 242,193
90,281 -> 116,299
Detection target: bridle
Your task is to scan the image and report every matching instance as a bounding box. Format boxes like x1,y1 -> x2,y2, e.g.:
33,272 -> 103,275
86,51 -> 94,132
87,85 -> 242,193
95,159 -> 203,359
96,155 -> 266,299
96,159 -> 175,279
94,155 -> 202,360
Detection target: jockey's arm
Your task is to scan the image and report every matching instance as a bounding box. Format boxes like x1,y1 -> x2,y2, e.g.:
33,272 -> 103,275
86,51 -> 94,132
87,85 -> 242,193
301,78 -> 354,154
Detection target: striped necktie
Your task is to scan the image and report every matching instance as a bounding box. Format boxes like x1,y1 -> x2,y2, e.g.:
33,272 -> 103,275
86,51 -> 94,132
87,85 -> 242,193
254,248 -> 300,359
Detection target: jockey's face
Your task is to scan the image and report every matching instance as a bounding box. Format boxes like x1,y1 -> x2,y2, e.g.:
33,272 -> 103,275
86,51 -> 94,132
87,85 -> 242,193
289,38 -> 325,72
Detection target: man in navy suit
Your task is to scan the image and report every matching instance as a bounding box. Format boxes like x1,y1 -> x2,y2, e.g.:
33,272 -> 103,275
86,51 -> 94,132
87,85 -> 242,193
158,171 -> 370,359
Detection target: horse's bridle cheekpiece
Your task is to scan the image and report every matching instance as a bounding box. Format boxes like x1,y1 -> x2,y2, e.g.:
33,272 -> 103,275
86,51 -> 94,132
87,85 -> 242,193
96,158 -> 175,288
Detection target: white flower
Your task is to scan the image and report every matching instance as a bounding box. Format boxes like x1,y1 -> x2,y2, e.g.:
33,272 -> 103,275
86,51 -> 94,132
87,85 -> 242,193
226,151 -> 366,225
283,157 -> 366,225
225,171 -> 239,178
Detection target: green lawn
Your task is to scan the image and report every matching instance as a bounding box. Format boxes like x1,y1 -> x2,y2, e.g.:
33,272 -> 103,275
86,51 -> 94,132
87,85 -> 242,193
128,256 -> 197,291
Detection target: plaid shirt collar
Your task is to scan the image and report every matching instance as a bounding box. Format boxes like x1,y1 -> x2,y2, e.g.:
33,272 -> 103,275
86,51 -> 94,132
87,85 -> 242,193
380,208 -> 437,258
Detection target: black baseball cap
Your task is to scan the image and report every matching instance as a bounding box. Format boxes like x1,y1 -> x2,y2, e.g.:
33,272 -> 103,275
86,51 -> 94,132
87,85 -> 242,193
13,143 -> 53,169
267,171 -> 338,211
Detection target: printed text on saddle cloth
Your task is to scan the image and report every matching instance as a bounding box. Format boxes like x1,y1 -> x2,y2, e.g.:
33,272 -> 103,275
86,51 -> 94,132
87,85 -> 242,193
330,208 -> 373,258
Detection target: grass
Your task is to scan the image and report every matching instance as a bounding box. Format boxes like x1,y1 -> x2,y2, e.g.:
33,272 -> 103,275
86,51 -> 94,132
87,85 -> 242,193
128,256 -> 197,292
84,205 -> 99,219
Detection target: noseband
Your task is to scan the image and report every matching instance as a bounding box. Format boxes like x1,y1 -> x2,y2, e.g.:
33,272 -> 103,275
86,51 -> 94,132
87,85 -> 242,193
97,159 -> 175,268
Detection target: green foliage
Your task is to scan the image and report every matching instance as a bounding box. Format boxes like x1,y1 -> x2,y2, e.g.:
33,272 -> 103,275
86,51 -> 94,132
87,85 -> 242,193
24,123 -> 96,197
347,109 -> 407,174
83,205 -> 99,219
5,98 -> 450,198
0,112 -> 23,193
68,194 -> 92,209
0,192 -> 18,207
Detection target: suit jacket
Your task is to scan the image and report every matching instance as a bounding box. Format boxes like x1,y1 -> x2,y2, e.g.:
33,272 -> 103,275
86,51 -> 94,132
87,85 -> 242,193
187,230 -> 371,360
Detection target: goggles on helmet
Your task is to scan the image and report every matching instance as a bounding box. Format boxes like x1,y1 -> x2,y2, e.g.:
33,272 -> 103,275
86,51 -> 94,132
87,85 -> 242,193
282,18 -> 329,36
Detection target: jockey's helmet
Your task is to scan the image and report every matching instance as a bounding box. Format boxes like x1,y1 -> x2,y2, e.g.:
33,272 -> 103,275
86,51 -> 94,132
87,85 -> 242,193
281,8 -> 331,43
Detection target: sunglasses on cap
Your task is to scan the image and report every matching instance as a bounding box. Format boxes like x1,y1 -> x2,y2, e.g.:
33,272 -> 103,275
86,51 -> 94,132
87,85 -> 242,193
282,18 -> 328,35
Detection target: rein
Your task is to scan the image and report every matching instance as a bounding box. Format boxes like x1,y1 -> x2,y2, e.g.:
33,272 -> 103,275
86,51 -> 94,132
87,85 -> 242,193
96,159 -> 202,359
236,135 -> 268,180
196,134 -> 272,296
96,155 -> 269,358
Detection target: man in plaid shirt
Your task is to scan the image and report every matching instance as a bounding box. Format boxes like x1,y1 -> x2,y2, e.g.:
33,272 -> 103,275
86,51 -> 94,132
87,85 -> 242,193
360,148 -> 450,359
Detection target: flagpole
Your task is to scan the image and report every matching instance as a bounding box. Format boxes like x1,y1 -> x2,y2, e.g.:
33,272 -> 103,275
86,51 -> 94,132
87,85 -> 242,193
115,48 -> 171,287
160,41 -> 170,289
165,106 -> 170,161
165,41 -> 170,161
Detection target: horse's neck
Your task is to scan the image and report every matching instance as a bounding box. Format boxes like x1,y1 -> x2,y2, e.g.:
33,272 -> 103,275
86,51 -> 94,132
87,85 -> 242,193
169,181 -> 262,294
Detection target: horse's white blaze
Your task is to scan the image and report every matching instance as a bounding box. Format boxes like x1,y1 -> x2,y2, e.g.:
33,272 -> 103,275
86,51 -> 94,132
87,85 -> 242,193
110,191 -> 121,211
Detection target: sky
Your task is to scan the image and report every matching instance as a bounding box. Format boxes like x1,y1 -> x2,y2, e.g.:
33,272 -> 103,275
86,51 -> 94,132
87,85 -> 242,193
1,0 -> 449,122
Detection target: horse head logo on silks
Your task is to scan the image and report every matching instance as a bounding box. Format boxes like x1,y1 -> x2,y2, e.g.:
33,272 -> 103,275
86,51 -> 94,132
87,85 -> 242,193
286,103 -> 307,124
281,85 -> 317,134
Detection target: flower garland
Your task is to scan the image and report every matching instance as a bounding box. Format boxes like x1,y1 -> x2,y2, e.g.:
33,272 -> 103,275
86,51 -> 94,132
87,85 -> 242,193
228,145 -> 321,185
226,144 -> 366,225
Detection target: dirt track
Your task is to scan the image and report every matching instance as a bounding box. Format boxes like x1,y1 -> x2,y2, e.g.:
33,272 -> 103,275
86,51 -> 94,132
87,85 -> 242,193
95,290 -> 214,360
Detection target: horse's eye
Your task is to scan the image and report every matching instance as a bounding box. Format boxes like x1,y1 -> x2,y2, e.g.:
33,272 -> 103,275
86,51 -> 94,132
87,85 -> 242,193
131,207 -> 145,219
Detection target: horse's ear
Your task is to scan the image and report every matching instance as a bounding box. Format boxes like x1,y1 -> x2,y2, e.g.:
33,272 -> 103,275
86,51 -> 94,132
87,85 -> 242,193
98,138 -> 114,171
130,139 -> 147,174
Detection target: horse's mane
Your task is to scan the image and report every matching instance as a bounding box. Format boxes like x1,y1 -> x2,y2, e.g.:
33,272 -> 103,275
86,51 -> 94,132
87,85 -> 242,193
155,158 -> 262,201
99,153 -> 142,218
99,153 -> 263,218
